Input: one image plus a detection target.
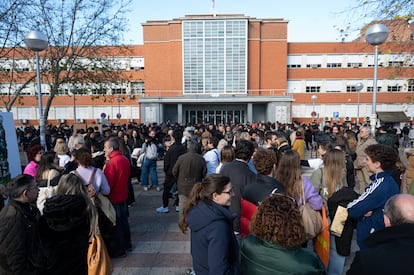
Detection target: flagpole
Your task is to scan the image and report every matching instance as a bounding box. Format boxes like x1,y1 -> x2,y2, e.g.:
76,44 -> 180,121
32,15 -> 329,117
212,0 -> 216,17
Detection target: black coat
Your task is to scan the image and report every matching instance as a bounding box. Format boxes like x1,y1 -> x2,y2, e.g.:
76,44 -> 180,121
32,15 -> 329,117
243,174 -> 285,206
0,200 -> 43,275
40,195 -> 90,275
327,187 -> 359,256
164,142 -> 186,176
347,223 -> 414,275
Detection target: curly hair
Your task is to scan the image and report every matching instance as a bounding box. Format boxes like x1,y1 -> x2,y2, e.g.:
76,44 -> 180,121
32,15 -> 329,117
365,144 -> 398,171
250,194 -> 306,248
179,174 -> 230,234
253,148 -> 277,175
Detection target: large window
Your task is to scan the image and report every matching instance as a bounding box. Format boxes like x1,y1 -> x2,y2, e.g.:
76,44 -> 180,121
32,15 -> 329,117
182,19 -> 247,94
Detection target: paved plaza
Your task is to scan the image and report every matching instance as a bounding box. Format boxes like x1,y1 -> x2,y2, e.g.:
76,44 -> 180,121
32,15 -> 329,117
111,146 -> 405,274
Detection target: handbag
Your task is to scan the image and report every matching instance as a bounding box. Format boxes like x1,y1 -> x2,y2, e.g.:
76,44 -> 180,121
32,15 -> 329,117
88,201 -> 113,275
88,233 -> 112,275
300,202 -> 324,240
299,183 -> 323,240
37,171 -> 59,215
314,205 -> 330,268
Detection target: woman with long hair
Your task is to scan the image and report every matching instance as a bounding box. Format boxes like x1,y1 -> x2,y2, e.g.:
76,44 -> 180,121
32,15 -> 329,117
215,144 -> 236,173
36,151 -> 62,213
241,194 -> 326,274
275,150 -> 322,212
179,174 -> 240,275
310,149 -> 358,275
311,149 -> 346,204
39,173 -> 98,274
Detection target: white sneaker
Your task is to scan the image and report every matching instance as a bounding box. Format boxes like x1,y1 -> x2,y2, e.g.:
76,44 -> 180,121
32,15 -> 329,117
175,206 -> 180,212
143,186 -> 149,191
156,206 -> 169,213
156,187 -> 161,192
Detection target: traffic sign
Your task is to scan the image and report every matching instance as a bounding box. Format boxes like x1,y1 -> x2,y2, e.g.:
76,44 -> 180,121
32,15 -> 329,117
311,111 -> 317,118
333,112 -> 339,120
100,112 -> 106,119
116,113 -> 122,119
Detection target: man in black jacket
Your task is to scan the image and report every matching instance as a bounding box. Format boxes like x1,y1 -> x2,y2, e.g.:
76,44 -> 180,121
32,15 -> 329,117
347,194 -> 414,275
0,174 -> 43,274
156,130 -> 186,213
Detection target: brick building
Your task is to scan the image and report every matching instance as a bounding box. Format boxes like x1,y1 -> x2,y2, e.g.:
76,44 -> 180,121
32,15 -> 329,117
2,14 -> 414,126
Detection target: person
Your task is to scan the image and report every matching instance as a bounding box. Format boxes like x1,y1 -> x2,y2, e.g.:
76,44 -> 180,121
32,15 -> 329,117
240,194 -> 326,275
220,140 -> 256,241
23,144 -> 43,177
347,194 -> 414,275
300,141 -> 333,170
173,140 -> 207,215
35,151 -> 62,214
53,138 -> 71,169
292,130 -> 305,160
310,149 -> 357,275
203,136 -> 220,175
103,136 -> 132,257
347,144 -> 400,250
140,129 -> 159,191
354,126 -> 377,194
241,148 -> 284,237
156,130 -> 186,213
73,147 -> 110,195
215,145 -> 235,173
0,174 -> 43,274
39,173 -> 95,274
405,147 -> 414,193
275,150 -> 322,215
179,174 -> 240,275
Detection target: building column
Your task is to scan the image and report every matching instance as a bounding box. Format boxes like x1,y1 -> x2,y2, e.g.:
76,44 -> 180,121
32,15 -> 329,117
177,104 -> 183,124
247,103 -> 253,123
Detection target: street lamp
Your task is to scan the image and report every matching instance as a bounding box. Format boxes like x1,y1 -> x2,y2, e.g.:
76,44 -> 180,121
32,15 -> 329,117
354,82 -> 364,125
70,85 -> 77,124
366,23 -> 389,137
117,97 -> 122,125
311,95 -> 318,112
24,30 -> 48,150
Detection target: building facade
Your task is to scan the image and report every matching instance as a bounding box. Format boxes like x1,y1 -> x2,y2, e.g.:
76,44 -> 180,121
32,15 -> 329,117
1,14 -> 414,126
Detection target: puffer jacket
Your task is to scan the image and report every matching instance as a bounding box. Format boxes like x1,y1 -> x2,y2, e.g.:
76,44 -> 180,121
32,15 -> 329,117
241,234 -> 326,275
39,195 -> 90,275
187,201 -> 240,275
0,199 -> 43,275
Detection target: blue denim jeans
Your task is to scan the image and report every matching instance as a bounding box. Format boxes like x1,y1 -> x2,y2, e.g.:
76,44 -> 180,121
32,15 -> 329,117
140,157 -> 158,187
328,234 -> 346,275
110,201 -> 131,256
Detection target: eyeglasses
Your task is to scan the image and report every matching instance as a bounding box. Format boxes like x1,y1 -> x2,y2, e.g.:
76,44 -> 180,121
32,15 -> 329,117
221,188 -> 234,195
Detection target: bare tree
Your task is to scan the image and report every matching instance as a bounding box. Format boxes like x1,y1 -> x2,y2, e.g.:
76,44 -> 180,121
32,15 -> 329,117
0,0 -> 133,120
337,0 -> 413,41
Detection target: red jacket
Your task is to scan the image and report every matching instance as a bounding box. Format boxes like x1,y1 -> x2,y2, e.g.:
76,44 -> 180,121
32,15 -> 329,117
240,198 -> 258,238
104,151 -> 130,204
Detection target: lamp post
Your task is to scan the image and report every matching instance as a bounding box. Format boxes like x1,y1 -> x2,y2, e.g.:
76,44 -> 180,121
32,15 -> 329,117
366,23 -> 389,137
311,95 -> 317,112
354,82 -> 364,125
117,97 -> 122,125
70,85 -> 77,124
24,30 -> 48,150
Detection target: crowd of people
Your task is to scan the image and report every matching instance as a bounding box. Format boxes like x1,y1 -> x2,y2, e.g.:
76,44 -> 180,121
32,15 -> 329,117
1,119 -> 414,274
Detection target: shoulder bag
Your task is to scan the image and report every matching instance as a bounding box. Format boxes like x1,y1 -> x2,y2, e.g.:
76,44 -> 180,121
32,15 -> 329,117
299,182 -> 323,240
